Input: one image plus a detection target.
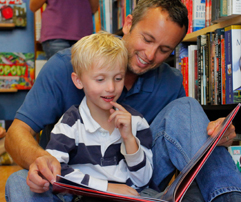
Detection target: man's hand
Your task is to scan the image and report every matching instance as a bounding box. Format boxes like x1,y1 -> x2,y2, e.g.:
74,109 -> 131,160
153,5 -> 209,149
107,183 -> 140,196
26,155 -> 61,193
0,127 -> 6,139
207,118 -> 236,147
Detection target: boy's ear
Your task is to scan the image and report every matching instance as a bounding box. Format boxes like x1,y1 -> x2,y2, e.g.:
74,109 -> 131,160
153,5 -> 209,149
123,14 -> 133,35
71,72 -> 83,89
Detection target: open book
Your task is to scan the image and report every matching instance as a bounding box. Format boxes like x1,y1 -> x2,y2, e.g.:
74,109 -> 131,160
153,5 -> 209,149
52,103 -> 241,202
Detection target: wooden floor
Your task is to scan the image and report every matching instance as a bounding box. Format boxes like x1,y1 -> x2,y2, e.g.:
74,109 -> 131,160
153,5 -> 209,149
0,164 -> 22,202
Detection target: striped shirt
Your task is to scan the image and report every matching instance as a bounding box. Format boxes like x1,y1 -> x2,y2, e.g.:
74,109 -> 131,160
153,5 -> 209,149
46,97 -> 153,192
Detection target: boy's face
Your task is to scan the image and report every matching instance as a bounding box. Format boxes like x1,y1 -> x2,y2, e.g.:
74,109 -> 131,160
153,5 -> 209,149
122,7 -> 186,75
72,63 -> 126,113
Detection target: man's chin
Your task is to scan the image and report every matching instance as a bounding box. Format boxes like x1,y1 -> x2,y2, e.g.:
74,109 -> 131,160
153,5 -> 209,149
127,65 -> 150,75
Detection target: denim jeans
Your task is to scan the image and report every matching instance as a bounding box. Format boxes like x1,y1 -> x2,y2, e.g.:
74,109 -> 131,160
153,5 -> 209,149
150,97 -> 241,201
42,39 -> 77,60
5,97 -> 241,202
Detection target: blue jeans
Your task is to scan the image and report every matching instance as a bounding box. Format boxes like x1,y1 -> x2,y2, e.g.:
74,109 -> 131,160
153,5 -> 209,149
42,39 -> 77,60
5,97 -> 241,201
150,97 -> 241,201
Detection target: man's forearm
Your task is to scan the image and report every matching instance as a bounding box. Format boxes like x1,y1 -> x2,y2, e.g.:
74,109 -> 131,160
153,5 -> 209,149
5,119 -> 50,169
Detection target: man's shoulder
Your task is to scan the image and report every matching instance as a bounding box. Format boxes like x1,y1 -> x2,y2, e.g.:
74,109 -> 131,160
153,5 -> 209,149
157,63 -> 182,77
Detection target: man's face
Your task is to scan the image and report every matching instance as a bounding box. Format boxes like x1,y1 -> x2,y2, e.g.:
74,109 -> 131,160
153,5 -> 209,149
122,7 -> 186,75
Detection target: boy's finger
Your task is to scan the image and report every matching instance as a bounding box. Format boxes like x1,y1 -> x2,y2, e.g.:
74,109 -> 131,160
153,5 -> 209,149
110,101 -> 126,111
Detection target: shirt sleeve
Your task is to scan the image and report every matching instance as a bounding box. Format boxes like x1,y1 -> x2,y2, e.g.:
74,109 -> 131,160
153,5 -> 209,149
15,50 -> 76,133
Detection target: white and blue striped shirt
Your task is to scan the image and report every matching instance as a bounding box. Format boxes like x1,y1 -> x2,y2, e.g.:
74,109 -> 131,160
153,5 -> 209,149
46,97 -> 153,192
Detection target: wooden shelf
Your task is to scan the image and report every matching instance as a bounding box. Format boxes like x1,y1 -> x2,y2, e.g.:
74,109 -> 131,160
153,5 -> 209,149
0,23 -> 15,29
0,89 -> 18,93
183,15 -> 241,42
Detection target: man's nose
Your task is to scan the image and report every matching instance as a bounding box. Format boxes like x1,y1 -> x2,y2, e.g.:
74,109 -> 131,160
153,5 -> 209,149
145,47 -> 156,62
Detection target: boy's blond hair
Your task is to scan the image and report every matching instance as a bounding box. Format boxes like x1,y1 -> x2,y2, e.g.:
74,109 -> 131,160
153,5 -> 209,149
71,31 -> 128,76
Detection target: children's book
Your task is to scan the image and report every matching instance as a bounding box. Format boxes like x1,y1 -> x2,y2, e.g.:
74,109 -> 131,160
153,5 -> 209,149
228,145 -> 241,172
52,103 -> 241,202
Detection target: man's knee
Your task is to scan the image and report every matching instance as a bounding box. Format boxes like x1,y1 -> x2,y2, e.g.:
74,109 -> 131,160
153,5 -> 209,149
6,169 -> 28,187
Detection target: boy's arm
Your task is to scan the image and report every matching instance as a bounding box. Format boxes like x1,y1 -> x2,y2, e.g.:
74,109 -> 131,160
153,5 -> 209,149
109,102 -> 153,188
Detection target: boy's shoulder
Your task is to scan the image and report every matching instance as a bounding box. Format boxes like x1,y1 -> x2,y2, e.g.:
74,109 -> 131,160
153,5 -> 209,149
61,105 -> 82,126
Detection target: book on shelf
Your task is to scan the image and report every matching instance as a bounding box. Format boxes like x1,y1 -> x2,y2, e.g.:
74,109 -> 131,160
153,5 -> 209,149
228,146 -> 241,172
52,103 -> 241,202
0,2 -> 27,27
224,25 -> 241,104
227,0 -> 241,17
0,52 -> 35,90
192,0 -> 206,32
214,28 -> 225,105
188,45 -> 198,98
205,0 -> 212,27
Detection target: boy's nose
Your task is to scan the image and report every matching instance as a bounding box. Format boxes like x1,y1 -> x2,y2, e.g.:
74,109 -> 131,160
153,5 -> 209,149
106,81 -> 115,92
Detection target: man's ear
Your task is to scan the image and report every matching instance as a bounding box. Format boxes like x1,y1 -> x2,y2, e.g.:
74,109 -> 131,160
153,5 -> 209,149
122,14 -> 133,35
71,72 -> 83,89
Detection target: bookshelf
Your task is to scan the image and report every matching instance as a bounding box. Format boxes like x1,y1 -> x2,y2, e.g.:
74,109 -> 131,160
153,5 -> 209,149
0,23 -> 15,29
183,15 -> 241,42
182,15 -> 241,135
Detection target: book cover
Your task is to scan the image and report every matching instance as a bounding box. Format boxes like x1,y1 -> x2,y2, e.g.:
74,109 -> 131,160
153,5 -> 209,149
0,52 -> 35,90
227,0 -> 241,16
52,104 -> 241,202
192,0 -> 206,32
0,2 -> 26,27
228,146 -> 241,172
224,25 -> 241,104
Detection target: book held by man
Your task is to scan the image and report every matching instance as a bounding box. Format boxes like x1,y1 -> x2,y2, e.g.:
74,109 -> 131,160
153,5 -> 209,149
52,103 -> 241,202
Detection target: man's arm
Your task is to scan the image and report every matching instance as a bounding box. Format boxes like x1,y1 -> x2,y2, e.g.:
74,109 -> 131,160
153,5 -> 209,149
29,0 -> 46,12
5,119 -> 50,169
89,0 -> 99,14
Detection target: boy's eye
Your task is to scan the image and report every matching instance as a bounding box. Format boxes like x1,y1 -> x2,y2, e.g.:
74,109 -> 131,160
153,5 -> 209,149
96,78 -> 104,82
115,77 -> 123,81
143,36 -> 152,43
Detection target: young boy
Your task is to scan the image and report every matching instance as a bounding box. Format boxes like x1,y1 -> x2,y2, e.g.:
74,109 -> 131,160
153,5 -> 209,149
45,32 -> 153,200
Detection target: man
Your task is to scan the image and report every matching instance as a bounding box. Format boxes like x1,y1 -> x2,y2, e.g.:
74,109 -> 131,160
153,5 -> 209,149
5,0 -> 241,202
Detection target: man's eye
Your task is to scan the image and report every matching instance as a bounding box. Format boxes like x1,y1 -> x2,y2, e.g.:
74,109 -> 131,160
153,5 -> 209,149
160,49 -> 169,53
96,78 -> 104,82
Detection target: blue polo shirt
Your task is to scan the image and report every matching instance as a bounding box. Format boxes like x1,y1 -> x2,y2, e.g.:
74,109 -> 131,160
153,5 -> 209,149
16,47 -> 185,133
